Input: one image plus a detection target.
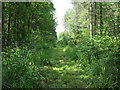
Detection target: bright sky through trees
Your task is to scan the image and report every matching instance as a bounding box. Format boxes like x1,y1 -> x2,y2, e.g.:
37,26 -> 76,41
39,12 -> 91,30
52,0 -> 73,35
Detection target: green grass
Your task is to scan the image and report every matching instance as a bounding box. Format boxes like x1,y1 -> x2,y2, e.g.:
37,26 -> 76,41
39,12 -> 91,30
2,46 -> 89,88
3,36 -> 120,88
34,47 -> 90,88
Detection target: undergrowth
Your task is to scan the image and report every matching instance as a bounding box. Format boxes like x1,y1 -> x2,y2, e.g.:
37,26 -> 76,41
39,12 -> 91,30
2,35 -> 120,88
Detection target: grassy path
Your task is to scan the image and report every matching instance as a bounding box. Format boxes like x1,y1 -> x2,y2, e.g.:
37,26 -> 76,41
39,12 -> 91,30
40,47 -> 89,88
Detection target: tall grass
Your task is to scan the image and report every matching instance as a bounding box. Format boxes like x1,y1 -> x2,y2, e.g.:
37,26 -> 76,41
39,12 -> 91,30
63,35 -> 120,88
2,45 -> 53,88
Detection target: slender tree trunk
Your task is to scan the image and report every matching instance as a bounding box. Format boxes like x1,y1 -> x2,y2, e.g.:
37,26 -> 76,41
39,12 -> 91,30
117,2 -> 120,36
7,3 -> 11,46
2,3 -> 5,47
90,0 -> 93,39
100,2 -> 103,36
0,3 -> 2,51
16,15 -> 19,45
94,2 -> 97,34
28,17 -> 30,41
13,3 -> 17,45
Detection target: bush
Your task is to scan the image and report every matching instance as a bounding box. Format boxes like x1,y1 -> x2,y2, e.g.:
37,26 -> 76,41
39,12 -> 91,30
62,35 -> 120,88
86,36 -> 120,88
64,46 -> 78,60
2,46 -> 52,88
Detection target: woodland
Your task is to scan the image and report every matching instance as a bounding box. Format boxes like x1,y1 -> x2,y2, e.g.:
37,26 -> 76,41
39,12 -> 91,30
2,1 -> 120,88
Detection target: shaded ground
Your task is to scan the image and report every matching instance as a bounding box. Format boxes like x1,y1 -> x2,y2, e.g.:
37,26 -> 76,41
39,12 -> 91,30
39,47 -> 89,88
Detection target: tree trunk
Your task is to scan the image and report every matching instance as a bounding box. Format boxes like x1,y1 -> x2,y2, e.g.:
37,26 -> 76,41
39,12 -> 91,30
13,3 -> 17,45
100,2 -> 103,36
7,3 -> 11,46
117,2 -> 120,36
2,3 -> 5,47
94,2 -> 97,34
90,0 -> 93,39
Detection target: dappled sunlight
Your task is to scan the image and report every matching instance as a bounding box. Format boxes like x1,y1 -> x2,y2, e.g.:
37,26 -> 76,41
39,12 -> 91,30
29,46 -> 90,88
2,1 -> 119,88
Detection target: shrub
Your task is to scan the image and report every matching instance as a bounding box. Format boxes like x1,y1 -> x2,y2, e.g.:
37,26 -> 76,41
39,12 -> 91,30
2,46 -> 51,88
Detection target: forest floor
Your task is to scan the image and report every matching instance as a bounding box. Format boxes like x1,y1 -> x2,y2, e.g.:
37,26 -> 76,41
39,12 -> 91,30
39,47 -> 89,88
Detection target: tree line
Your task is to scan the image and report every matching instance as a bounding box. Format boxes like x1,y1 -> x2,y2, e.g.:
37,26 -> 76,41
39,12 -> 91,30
2,2 -> 57,48
58,1 -> 120,88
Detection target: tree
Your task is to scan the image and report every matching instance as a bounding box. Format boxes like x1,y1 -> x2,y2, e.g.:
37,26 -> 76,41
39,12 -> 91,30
2,2 -> 57,48
89,0 -> 93,39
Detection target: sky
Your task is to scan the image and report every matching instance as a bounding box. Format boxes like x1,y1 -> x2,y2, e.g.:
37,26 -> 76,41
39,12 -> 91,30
52,0 -> 73,35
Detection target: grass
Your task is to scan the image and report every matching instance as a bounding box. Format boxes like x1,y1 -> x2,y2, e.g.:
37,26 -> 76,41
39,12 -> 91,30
35,47 -> 89,88
3,36 -> 119,88
3,46 -> 89,88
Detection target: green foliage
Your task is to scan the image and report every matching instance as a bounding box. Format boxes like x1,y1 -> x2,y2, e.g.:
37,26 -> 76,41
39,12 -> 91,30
2,2 -> 57,47
59,12 -> 119,87
88,36 -> 119,88
62,35 -> 120,88
2,46 -> 54,88
63,46 -> 78,60
2,1 -> 120,88
2,2 -> 57,88
58,2 -> 120,88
